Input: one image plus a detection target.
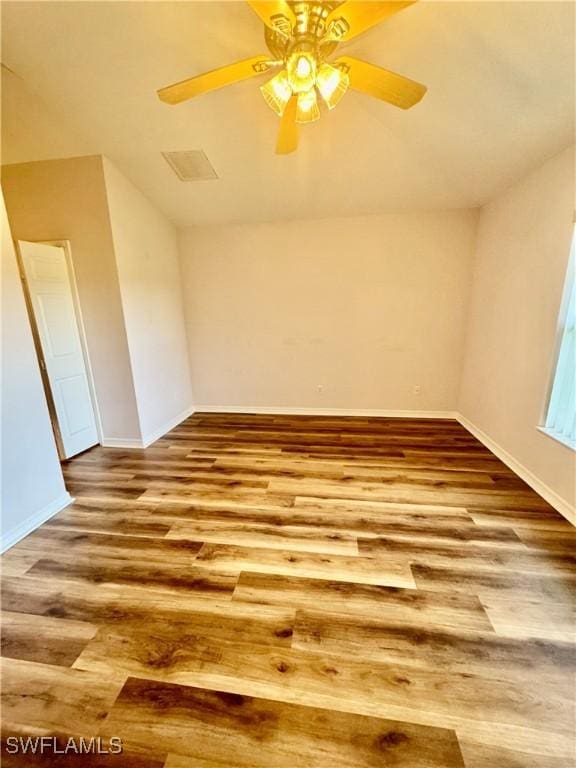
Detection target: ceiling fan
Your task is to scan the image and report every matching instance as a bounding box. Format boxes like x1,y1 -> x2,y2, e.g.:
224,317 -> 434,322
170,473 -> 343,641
157,1 -> 427,155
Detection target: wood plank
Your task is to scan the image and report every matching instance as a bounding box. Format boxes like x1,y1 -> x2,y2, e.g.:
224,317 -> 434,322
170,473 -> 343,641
1,576 -> 295,646
166,520 -> 359,555
61,467 -> 136,482
513,528 -> 576,554
1,611 -> 97,666
151,499 -> 522,549
1,657 -> 125,738
26,557 -> 238,599
480,595 -> 576,642
469,509 -> 571,531
458,741 -> 570,768
359,536 -> 576,574
65,481 -> 145,500
412,563 -> 576,602
271,479 -> 553,511
233,571 -> 493,631
100,677 -> 465,767
150,500 -> 479,536
13,529 -> 203,564
0,549 -> 40,577
212,456 -> 499,483
139,489 -> 294,508
44,508 -> 173,538
295,496 -> 472,516
292,609 -> 574,684
194,543 -> 415,588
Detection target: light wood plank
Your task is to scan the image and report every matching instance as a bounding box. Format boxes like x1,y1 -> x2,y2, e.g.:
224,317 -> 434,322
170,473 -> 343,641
1,657 -> 125,738
166,520 -> 359,555
194,542 -> 415,588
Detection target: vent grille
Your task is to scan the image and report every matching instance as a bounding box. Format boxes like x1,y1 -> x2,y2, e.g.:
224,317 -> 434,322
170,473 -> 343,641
162,150 -> 219,181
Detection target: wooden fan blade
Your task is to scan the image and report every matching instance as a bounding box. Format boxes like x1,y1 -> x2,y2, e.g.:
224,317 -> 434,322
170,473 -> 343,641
325,2 -> 416,42
336,56 -> 427,109
246,1 -> 296,37
158,55 -> 273,105
276,95 -> 298,154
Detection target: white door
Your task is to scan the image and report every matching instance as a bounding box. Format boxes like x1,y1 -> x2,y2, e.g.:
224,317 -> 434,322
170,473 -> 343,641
19,241 -> 99,458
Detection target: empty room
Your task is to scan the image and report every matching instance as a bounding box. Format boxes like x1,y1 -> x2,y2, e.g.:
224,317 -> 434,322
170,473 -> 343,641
0,1 -> 575,766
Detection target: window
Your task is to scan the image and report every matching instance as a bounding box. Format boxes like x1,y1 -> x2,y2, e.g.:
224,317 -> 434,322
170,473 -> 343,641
542,226 -> 575,450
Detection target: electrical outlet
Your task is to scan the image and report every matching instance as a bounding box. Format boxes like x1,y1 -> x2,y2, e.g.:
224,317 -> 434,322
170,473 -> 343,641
413,385 -> 421,395
317,384 -> 324,394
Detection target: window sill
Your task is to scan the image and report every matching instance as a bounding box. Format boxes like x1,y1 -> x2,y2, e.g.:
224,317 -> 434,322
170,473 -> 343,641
537,426 -> 576,452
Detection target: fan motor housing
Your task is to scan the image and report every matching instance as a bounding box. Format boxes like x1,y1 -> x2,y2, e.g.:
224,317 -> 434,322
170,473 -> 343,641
265,1 -> 340,63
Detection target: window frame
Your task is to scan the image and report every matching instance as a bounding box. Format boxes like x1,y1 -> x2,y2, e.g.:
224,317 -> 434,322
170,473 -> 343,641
539,223 -> 576,451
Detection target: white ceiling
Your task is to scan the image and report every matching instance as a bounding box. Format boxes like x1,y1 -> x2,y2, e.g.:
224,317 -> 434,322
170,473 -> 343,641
1,1 -> 574,225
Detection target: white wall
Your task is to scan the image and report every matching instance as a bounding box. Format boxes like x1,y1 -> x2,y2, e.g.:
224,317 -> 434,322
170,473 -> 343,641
459,145 -> 575,519
1,191 -> 71,551
102,158 -> 194,442
1,156 -> 142,443
179,210 -> 478,413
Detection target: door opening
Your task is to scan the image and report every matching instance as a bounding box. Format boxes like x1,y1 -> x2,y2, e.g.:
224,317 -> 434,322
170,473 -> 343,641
17,240 -> 101,459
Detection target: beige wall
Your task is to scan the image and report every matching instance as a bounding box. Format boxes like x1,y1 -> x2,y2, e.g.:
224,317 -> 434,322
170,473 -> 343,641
3,145 -> 573,522
102,158 -> 193,441
1,67 -> 94,166
179,210 -> 478,412
2,156 -> 142,442
459,145 -> 575,516
2,154 -> 194,446
1,191 -> 70,550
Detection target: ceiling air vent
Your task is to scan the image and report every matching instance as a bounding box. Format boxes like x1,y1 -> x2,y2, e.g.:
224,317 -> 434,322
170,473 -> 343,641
162,150 -> 219,181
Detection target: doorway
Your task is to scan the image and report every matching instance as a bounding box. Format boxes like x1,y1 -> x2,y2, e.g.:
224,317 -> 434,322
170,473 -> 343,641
17,240 -> 100,459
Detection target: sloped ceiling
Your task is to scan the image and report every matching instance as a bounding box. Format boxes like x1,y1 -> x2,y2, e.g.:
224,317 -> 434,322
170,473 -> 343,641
1,1 -> 574,225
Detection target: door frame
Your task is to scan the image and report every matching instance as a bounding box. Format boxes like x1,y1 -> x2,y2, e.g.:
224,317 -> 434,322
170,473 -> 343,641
15,238 -> 103,458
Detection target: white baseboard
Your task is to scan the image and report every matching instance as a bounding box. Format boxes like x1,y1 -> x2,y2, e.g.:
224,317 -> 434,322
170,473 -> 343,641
100,437 -> 146,449
100,406 -> 196,449
1,491 -> 74,553
141,405 -> 196,448
194,406 -> 458,419
456,412 -> 575,525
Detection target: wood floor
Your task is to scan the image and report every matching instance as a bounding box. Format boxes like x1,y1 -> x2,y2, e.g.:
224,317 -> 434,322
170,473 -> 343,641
1,413 -> 575,767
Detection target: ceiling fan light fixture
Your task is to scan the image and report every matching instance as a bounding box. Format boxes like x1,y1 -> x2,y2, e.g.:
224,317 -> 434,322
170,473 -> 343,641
157,0 -> 427,155
296,88 -> 320,123
287,50 -> 317,93
316,62 -> 349,109
260,69 -> 292,116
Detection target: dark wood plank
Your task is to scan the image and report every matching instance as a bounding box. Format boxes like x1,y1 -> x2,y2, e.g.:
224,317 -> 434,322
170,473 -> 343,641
26,557 -> 238,599
14,529 -> 203,564
292,609 -> 574,684
1,611 -> 97,667
233,571 -> 493,631
1,576 -> 295,647
100,677 -> 465,767
359,536 -> 576,574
